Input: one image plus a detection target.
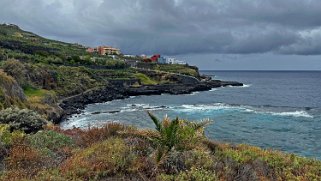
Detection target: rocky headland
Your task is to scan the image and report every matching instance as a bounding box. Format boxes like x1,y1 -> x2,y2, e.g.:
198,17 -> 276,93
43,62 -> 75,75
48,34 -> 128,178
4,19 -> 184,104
59,76 -> 243,122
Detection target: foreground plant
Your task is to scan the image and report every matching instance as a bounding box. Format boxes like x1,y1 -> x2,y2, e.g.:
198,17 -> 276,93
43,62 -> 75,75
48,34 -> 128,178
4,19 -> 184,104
147,111 -> 211,162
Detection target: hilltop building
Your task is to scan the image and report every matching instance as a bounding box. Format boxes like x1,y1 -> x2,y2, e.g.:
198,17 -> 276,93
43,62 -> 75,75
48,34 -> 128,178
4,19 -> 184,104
166,57 -> 186,65
150,54 -> 161,62
86,46 -> 121,55
97,46 -> 121,55
141,54 -> 186,64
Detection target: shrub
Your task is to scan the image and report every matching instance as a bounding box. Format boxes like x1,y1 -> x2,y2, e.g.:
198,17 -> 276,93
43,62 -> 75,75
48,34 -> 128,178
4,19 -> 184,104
27,130 -> 74,158
213,144 -> 321,180
0,124 -> 25,146
1,59 -> 28,87
0,141 -> 8,172
159,149 -> 214,175
70,123 -> 129,147
0,70 -> 26,108
157,168 -> 218,181
33,169 -> 69,181
61,138 -> 139,180
0,107 -> 47,133
6,144 -> 47,175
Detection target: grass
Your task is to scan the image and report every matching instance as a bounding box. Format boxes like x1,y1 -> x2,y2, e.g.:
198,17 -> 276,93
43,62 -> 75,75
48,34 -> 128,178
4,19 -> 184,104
134,73 -> 158,85
24,86 -> 50,97
155,64 -> 199,77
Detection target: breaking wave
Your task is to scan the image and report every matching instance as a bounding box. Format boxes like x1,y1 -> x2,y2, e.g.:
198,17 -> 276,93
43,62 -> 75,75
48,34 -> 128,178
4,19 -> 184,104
176,103 -> 313,118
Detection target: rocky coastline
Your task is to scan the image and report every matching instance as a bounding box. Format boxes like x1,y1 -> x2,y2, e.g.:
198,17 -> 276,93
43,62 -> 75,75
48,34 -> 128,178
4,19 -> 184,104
58,79 -> 243,123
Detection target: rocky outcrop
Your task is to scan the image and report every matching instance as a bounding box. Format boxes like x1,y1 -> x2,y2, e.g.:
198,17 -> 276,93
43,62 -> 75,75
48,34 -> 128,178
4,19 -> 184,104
59,80 -> 243,122
59,85 -> 128,121
136,69 -> 200,84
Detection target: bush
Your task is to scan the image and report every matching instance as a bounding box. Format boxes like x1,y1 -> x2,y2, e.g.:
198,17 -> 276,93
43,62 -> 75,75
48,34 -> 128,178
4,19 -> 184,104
157,168 -> 218,181
69,123 -> 129,147
61,138 -> 139,180
1,59 -> 30,86
27,130 -> 74,158
6,145 -> 44,170
0,70 -> 26,108
0,124 -> 25,146
33,169 -> 69,181
0,107 -> 47,133
159,149 -> 214,175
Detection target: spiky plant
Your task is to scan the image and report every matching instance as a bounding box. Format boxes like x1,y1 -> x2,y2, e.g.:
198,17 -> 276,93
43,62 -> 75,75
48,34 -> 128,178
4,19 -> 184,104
147,111 -> 211,162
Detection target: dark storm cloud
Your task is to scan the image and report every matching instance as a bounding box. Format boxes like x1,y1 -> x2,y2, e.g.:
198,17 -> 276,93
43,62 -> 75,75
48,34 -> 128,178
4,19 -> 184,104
1,0 -> 321,55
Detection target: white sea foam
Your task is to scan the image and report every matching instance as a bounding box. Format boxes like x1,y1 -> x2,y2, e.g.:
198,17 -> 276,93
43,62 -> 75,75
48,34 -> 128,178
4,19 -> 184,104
270,111 -> 313,118
242,84 -> 252,88
180,103 -> 245,111
177,103 -> 313,118
224,84 -> 251,88
209,88 -> 218,92
120,104 -> 169,112
61,117 -> 89,129
190,91 -> 200,95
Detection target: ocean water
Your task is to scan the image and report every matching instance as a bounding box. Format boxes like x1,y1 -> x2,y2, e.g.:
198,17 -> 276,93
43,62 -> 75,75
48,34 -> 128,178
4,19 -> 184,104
61,71 -> 321,159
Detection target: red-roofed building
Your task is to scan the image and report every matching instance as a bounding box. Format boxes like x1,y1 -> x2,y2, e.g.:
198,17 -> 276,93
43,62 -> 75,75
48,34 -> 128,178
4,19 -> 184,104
150,54 -> 160,62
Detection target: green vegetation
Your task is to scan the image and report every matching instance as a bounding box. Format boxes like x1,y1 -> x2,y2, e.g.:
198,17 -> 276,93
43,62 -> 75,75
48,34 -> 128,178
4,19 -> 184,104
27,130 -> 74,157
0,24 -> 86,65
145,111 -> 211,161
0,114 -> 320,180
134,73 -> 158,85
0,70 -> 26,109
155,64 -> 200,77
0,124 -> 25,146
0,107 -> 47,133
24,86 -> 50,97
136,62 -> 200,77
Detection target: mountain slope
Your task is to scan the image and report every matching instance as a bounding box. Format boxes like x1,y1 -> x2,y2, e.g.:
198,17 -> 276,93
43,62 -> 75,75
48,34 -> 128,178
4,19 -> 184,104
0,24 -> 86,56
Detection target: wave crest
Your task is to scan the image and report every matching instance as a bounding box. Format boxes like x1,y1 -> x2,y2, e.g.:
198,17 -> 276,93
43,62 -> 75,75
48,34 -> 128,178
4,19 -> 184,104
177,103 -> 313,118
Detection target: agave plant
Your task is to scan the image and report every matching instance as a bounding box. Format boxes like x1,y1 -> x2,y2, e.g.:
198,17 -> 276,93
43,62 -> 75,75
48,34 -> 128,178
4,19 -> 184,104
147,111 -> 211,162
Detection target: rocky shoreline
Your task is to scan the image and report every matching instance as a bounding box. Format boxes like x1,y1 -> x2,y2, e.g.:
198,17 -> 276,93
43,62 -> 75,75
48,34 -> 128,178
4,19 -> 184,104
58,79 -> 243,123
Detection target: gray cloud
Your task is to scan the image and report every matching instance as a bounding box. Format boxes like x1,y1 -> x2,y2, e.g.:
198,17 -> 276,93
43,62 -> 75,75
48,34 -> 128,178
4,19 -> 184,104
1,0 -> 321,55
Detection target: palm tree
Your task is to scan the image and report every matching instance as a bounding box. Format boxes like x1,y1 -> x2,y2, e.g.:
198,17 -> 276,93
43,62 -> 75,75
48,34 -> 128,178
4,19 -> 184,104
147,111 -> 211,162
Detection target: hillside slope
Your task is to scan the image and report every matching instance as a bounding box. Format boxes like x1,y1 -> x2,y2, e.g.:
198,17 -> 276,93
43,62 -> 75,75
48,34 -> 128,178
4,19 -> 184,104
0,24 -> 86,62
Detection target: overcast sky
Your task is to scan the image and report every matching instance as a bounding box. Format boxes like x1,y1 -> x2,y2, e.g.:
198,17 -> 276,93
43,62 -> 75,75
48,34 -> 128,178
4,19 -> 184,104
1,0 -> 321,70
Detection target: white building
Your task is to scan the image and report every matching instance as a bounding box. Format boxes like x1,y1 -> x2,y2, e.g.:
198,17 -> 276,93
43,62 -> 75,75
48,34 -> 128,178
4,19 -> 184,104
165,57 -> 186,65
